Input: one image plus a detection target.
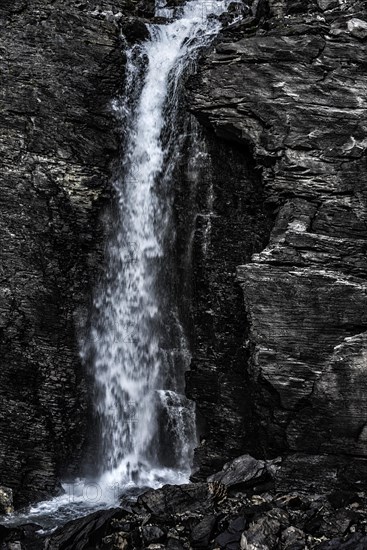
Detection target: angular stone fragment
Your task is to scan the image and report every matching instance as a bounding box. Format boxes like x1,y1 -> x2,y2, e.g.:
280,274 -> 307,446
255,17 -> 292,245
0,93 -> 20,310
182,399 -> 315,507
243,508 -> 289,550
190,515 -> 217,547
280,526 -> 305,549
140,525 -> 165,544
132,483 -> 213,517
208,454 -> 279,489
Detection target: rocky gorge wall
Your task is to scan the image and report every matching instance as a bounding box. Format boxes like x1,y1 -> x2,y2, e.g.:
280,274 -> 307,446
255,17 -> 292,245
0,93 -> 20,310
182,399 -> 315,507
183,129 -> 275,477
2,0 -> 367,512
187,0 -> 367,486
0,0 -> 131,506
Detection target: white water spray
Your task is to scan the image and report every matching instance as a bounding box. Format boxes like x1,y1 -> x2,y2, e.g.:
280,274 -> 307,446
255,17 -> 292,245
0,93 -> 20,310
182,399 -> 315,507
1,0 -> 238,531
88,0 -> 234,492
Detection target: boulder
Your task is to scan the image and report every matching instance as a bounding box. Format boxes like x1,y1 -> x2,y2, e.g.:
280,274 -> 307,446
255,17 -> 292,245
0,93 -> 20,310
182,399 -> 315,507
190,515 -> 217,547
208,454 -> 280,489
132,483 -> 214,518
215,516 -> 246,550
242,508 -> 289,550
46,508 -> 125,550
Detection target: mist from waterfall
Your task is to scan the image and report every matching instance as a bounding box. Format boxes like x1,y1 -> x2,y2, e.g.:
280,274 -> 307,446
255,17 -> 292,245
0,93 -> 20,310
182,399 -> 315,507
0,0 -> 239,531
82,0 -> 234,495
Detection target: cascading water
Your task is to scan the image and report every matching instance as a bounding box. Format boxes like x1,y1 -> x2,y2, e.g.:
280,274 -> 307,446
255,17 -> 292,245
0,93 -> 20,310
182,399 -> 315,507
88,0 -> 235,493
1,0 -> 239,530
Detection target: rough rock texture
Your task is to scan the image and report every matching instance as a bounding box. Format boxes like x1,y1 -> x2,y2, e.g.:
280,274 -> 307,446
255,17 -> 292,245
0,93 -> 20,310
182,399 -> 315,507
184,127 -> 274,477
3,0 -> 367,526
208,453 -> 279,489
6,454 -> 367,549
187,0 -> 367,482
0,0 -> 132,506
0,487 -> 13,516
46,508 -> 124,550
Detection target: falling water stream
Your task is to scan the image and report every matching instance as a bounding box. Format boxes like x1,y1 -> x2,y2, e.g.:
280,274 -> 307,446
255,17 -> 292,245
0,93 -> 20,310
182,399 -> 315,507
92,0 -> 231,493
2,0 -> 238,531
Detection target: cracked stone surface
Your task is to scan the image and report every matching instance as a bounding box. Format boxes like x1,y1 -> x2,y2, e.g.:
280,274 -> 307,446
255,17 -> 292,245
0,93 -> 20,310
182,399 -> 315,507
0,0 -> 129,506
187,0 -> 367,478
2,0 -> 367,511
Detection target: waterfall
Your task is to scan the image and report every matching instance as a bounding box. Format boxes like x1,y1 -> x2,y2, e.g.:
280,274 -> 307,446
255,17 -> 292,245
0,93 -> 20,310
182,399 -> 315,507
0,1 -> 241,532
85,0 -> 234,493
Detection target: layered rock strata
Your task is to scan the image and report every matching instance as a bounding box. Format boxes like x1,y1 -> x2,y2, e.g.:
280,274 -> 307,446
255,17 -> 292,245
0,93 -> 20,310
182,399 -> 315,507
187,0 -> 367,479
0,0 -> 130,506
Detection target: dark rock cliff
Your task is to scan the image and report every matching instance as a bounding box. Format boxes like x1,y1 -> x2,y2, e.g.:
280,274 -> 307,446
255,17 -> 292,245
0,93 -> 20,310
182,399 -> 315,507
0,0 -> 129,506
2,0 -> 367,513
187,0 -> 367,485
184,130 -> 275,477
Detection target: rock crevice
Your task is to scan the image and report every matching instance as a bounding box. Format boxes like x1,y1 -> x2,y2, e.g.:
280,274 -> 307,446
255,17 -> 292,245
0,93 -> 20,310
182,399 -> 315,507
187,0 -> 367,477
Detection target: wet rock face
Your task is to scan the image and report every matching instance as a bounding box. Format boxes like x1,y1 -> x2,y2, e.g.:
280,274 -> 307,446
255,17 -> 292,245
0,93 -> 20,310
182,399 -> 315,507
0,0 -> 129,506
187,0 -> 367,477
184,130 -> 274,477
27,456 -> 367,549
207,453 -> 279,489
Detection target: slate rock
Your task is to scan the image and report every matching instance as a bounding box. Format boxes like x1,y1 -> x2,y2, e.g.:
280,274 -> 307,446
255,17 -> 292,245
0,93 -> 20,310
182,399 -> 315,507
140,525 -> 165,544
280,526 -> 305,549
132,484 -> 213,518
215,516 -> 246,550
347,18 -> 367,40
119,17 -> 150,43
190,515 -> 217,547
242,508 -> 289,550
0,523 -> 43,550
166,538 -> 187,550
187,0 -> 367,491
317,0 -> 338,11
208,454 -> 280,492
136,0 -> 155,18
46,508 -> 125,550
0,0 -> 133,507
